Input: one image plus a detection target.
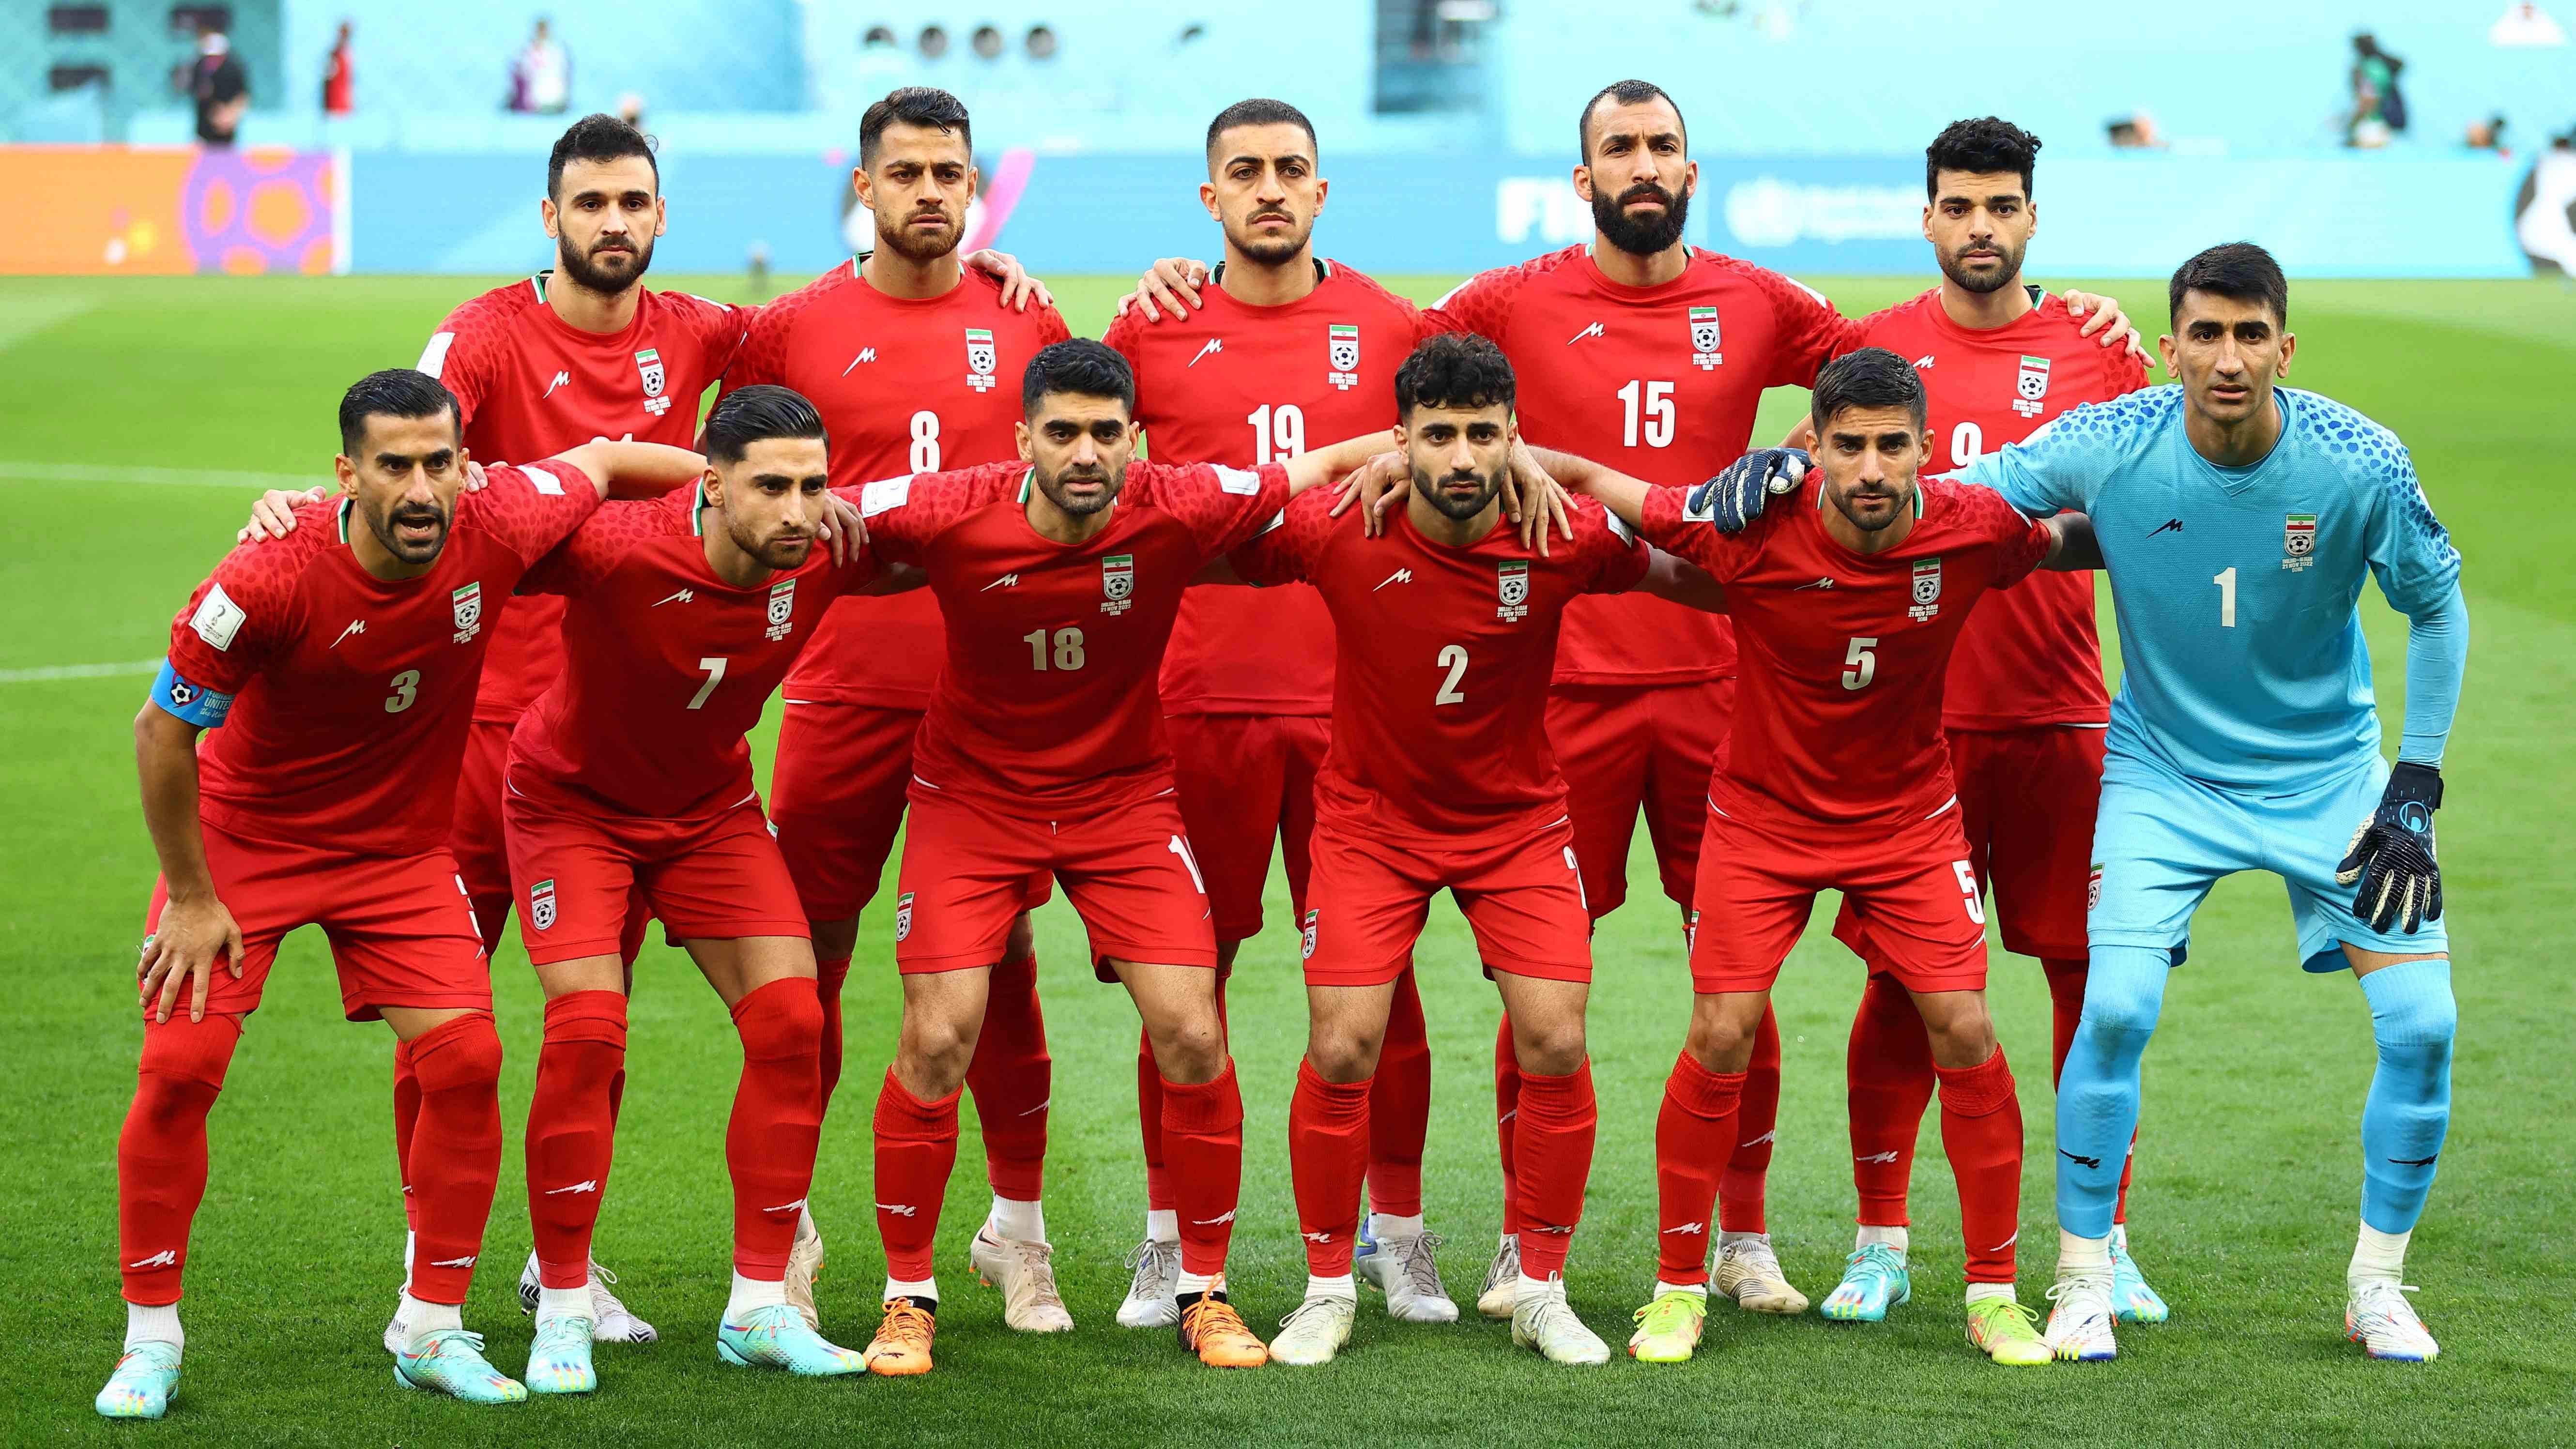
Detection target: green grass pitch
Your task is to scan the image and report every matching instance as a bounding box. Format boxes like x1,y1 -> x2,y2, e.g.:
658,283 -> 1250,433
1,272 -> 2570,1448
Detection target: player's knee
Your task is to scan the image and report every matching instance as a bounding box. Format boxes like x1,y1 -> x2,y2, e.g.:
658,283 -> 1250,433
2372,986 -> 2456,1063
1683,999 -> 1762,1070
409,1011 -> 504,1094
1150,1014 -> 1227,1083
1513,1017 -> 1587,1078
1307,1023 -> 1384,1083
2075,951 -> 2169,1041
135,1015 -> 243,1111
735,978 -> 825,1062
899,1013 -> 979,1088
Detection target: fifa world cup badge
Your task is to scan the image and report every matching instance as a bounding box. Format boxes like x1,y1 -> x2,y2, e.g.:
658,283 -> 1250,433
1497,559 -> 1530,621
1301,908 -> 1319,960
1101,553 -> 1135,615
765,578 -> 797,640
636,348 -> 672,417
965,328 -> 997,391
1907,557 -> 1942,621
530,878 -> 557,931
1327,324 -> 1360,391
1689,306 -> 1722,370
452,581 -> 484,643
2012,354 -> 2051,418
2282,513 -> 2317,571
894,891 -> 915,942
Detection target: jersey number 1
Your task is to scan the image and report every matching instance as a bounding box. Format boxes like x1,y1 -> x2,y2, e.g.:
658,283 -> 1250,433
2213,566 -> 2236,627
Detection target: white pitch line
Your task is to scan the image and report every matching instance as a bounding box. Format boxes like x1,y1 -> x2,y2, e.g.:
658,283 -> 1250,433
0,659 -> 165,685
0,460 -> 320,489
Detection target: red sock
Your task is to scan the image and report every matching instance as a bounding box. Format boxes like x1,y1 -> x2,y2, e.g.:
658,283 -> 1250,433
1288,1060 -> 1371,1275
1512,1060 -> 1596,1280
728,977 -> 824,1278
117,1015 -> 241,1305
872,1068 -> 959,1283
1493,1016 -> 1522,1235
1847,972 -> 1935,1228
2043,959 -> 2134,1225
969,946 -> 1049,1202
391,1038 -> 421,1235
814,955 -> 852,1116
1135,1026 -> 1171,1212
527,991 -> 626,1290
1719,1005 -> 1781,1234
406,1011 -> 505,1304
1367,969 -> 1431,1219
1159,1061 -> 1245,1279
1654,1052 -> 1744,1286
1934,1047 -> 2023,1284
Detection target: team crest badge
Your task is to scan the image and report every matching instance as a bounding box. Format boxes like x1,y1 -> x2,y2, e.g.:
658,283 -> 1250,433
1301,909 -> 1319,960
2012,354 -> 2051,418
765,578 -> 797,640
529,878 -> 557,931
1101,553 -> 1135,615
636,348 -> 672,416
451,581 -> 483,642
894,891 -> 915,942
1685,908 -> 1701,951
1907,557 -> 1942,622
1689,306 -> 1722,370
1327,324 -> 1360,390
1496,559 -> 1530,621
2282,513 -> 2317,571
965,328 -> 997,391
2086,863 -> 2104,912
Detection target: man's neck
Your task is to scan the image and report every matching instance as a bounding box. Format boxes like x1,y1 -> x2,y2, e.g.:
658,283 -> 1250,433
700,512 -> 776,589
1216,244 -> 1320,307
1590,235 -> 1689,289
862,245 -> 964,301
1406,495 -> 1502,549
1027,488 -> 1117,546
2186,389 -> 2286,469
346,515 -> 438,581
1937,274 -> 2035,330
1818,494 -> 1920,557
549,272 -> 642,334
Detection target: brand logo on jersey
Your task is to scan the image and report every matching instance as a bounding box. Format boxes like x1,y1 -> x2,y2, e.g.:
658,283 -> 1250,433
1496,559 -> 1530,621
1327,323 -> 1360,390
765,578 -> 798,640
965,328 -> 997,390
1373,568 -> 1413,591
544,370 -> 571,398
1688,305 -> 1722,369
981,573 -> 1019,591
1187,337 -> 1223,367
2087,862 -> 2104,911
2012,354 -> 2051,418
1565,320 -> 1605,346
1100,553 -> 1135,615
1793,577 -> 1836,591
1912,354 -> 1936,370
894,891 -> 914,942
529,878 -> 556,931
1301,908 -> 1319,960
636,347 -> 672,416
332,619 -> 367,648
452,581 -> 484,642
652,589 -> 694,607
2283,513 -> 2317,571
843,348 -> 876,375
1907,557 -> 1942,622
189,582 -> 246,651
2148,519 -> 2184,537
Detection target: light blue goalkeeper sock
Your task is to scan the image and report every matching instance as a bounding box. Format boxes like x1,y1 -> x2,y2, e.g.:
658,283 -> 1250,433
2052,945 -> 2170,1239
2358,958 -> 2454,1234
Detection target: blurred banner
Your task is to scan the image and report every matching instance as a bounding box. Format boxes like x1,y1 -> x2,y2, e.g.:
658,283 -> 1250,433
3,147 -> 349,276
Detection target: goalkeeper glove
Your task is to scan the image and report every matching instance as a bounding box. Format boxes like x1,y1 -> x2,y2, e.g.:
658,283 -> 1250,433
2335,762 -> 2443,934
1684,448 -> 1809,535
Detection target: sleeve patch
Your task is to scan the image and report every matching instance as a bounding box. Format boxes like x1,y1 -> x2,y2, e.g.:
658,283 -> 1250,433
860,473 -> 915,517
416,331 -> 456,378
1604,509 -> 1637,544
1215,465 -> 1262,497
151,659 -> 234,727
524,464 -> 566,496
188,582 -> 246,651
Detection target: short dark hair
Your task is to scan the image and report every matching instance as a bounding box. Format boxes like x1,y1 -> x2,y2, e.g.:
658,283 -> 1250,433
1809,347 -> 1927,433
548,113 -> 658,199
1205,97 -> 1318,161
1395,333 -> 1516,418
861,86 -> 971,168
704,385 -> 827,466
2168,241 -> 2289,326
1021,338 -> 1135,417
1579,79 -> 1686,160
344,368 -> 460,454
1925,117 -> 2040,201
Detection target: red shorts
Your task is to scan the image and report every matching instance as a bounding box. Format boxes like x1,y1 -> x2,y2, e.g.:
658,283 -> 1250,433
1548,678 -> 1733,921
1690,802 -> 1990,995
1168,711 -> 1330,942
894,782 -> 1215,976
1301,816 -> 1594,988
504,768 -> 808,966
143,821 -> 490,1022
450,718 -> 515,902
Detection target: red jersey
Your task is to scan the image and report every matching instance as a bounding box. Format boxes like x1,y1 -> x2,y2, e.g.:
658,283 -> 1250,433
1638,474 -> 2051,830
728,260 -> 1072,711
418,274 -> 749,724
1427,244 -> 1865,686
1856,289 -> 2146,730
859,459 -> 1290,819
1232,491 -> 1649,847
160,461 -> 600,855
1106,259 -> 1435,717
510,482 -> 881,818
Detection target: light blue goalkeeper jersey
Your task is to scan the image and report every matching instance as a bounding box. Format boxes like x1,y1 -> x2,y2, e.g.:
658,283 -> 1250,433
1958,384 -> 2460,791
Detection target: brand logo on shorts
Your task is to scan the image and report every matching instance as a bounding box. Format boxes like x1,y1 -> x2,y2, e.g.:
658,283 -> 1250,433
965,328 -> 997,391
529,878 -> 556,931
1100,553 -> 1135,615
637,348 -> 672,416
1688,305 -> 1722,370
765,578 -> 797,641
1301,908 -> 1319,961
1327,323 -> 1360,390
2283,513 -> 2317,571
894,891 -> 915,942
2012,354 -> 2051,418
452,581 -> 484,643
1496,559 -> 1530,622
1907,556 -> 1942,622
2086,862 -> 2103,911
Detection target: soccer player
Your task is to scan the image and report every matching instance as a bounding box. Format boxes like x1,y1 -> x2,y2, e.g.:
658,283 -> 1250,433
1808,118 -> 2162,1326
1942,244 -> 2465,1363
1543,348 -> 2096,1368
95,371 -> 707,1419
851,339 -> 1408,1374
1100,97 -> 1460,1328
506,387 -> 889,1392
720,86 -> 1074,1331
1234,333 -> 1723,1368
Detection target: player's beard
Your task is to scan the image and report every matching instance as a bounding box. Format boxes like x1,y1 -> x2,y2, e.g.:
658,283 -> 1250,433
1824,477 -> 1912,534
732,517 -> 814,571
1414,463 -> 1505,521
1036,462 -> 1126,518
1936,233 -> 2028,295
875,205 -> 964,263
558,230 -> 654,295
1593,179 -> 1689,258
367,496 -> 453,564
1225,208 -> 1314,268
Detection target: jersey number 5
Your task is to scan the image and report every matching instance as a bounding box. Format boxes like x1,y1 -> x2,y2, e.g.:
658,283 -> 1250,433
1840,637 -> 1877,691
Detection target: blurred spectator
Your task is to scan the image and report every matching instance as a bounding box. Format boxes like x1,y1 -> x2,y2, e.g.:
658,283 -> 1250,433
856,26 -> 907,89
322,22 -> 354,117
510,18 -> 572,115
2515,129 -> 2576,273
184,19 -> 250,146
2346,32 -> 2407,148
618,92 -> 646,129
2106,111 -> 2163,149
971,25 -> 1006,60
2466,114 -> 2510,153
1026,25 -> 1059,61
2490,2 -> 2567,47
920,25 -> 951,61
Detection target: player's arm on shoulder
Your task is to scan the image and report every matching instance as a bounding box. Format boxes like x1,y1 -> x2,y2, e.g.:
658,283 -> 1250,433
1117,257 -> 1213,322
840,472 -> 940,566
1417,266 -> 1516,340
1630,548 -> 1729,613
1221,496 -> 1313,587
1955,405 -> 2109,517
2038,511 -> 2103,571
546,440 -> 710,501
1759,268 -> 1866,384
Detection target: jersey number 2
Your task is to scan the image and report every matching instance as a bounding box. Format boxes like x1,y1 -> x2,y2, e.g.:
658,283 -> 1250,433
1435,644 -> 1469,705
